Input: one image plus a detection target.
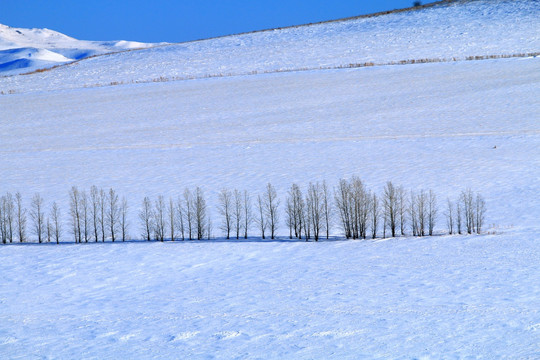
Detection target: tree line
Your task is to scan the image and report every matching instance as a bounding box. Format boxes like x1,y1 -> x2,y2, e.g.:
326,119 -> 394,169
0,179 -> 486,244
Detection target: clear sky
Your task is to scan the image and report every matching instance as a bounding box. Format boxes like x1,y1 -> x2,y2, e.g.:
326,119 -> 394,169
0,0 -> 438,43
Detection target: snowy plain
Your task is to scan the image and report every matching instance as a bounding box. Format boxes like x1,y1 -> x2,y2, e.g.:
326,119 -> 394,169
1,57 -> 539,231
1,0 -> 540,358
1,232 -> 539,359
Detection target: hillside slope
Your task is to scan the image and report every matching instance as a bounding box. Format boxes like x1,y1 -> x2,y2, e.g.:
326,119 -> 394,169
1,57 -> 538,232
0,0 -> 538,94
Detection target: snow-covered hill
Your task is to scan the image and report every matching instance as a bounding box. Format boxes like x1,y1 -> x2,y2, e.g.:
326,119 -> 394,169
0,23 -> 161,75
0,0 -> 538,94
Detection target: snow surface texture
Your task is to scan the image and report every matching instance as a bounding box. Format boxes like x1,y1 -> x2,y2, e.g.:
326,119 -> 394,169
1,233 -> 539,359
1,0 -> 539,93
0,23 -> 161,75
0,0 -> 539,358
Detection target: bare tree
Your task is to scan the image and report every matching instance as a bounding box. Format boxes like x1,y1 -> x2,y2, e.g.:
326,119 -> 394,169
475,193 -> 486,234
303,190 -> 311,241
176,196 -> 185,240
428,190 -> 437,236
264,183 -> 279,239
232,189 -> 243,240
397,186 -> 407,236
183,189 -> 194,240
445,198 -> 454,235
350,178 -> 361,239
107,188 -> 120,242
456,200 -> 462,235
349,177 -> 370,239
0,193 -> 14,243
371,192 -> 379,239
410,190 -> 428,236
46,216 -> 52,243
80,191 -> 90,242
466,191 -> 476,234
286,184 -> 297,239
218,188 -> 233,239
256,195 -> 266,239
168,197 -> 175,241
416,190 -> 427,236
194,187 -> 207,240
6,193 -> 14,243
383,181 -> 398,238
335,179 -> 352,239
286,184 -> 302,239
460,189 -> 475,234
382,204 -> 387,239
69,186 -> 82,243
288,184 -> 305,239
90,186 -> 101,242
153,195 -> 166,241
243,190 -> 253,239
322,181 -> 332,240
0,196 -> 6,244
15,192 -> 26,243
409,191 -> 418,236
307,182 -> 324,241
120,197 -> 129,241
51,202 -> 61,244
30,193 -> 45,243
140,197 -> 153,241
99,188 -> 107,242
285,195 -> 294,239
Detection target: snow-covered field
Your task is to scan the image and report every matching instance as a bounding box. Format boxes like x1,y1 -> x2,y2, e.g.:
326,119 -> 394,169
1,57 -> 538,232
0,0 -> 539,358
1,232 -> 539,359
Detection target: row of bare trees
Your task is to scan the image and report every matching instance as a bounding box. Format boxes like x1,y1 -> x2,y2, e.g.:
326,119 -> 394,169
333,179 -> 485,240
67,186 -> 129,243
217,188 -> 252,240
0,193 -> 24,244
0,187 -> 128,244
140,184 -> 276,242
285,182 -> 331,241
139,187 -> 210,241
334,178 -> 414,239
0,180 -> 487,244
445,189 -> 486,235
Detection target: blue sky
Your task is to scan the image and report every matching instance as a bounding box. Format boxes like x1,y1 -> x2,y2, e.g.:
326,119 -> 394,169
1,0 -> 436,43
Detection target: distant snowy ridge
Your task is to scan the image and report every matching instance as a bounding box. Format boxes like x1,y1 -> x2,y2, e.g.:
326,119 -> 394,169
0,0 -> 538,94
0,23 -> 163,75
